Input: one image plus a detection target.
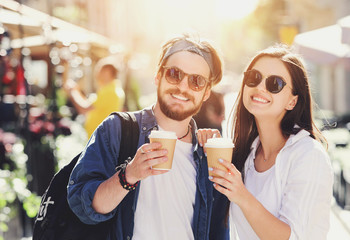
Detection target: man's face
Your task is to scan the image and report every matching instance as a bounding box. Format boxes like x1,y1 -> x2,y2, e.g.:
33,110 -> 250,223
156,51 -> 211,121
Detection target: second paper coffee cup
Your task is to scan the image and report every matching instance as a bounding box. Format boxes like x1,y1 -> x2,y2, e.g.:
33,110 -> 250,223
149,130 -> 177,170
205,138 -> 234,177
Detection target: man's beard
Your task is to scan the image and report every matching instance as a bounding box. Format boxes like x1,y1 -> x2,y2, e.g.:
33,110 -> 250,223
158,87 -> 205,121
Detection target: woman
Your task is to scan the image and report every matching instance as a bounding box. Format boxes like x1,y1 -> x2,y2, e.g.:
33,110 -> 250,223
198,45 -> 333,239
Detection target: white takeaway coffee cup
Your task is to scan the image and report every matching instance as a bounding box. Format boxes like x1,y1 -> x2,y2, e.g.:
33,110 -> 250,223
149,130 -> 177,170
205,138 -> 234,177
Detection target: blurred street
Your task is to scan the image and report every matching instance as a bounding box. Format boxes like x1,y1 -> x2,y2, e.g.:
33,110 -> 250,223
328,199 -> 350,239
1,0 -> 350,239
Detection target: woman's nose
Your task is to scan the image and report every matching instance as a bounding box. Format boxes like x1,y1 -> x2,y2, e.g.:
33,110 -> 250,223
256,77 -> 267,92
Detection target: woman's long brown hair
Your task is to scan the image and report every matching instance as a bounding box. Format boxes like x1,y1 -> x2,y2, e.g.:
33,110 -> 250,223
229,44 -> 326,174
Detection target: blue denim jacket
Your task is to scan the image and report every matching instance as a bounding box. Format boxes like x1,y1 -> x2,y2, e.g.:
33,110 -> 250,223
67,106 -> 229,240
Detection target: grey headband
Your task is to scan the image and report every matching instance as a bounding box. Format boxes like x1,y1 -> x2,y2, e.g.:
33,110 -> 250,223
161,39 -> 215,76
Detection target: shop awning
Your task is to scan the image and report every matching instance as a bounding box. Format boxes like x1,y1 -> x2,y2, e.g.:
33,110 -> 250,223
0,0 -> 123,56
293,24 -> 350,65
339,15 -> 350,45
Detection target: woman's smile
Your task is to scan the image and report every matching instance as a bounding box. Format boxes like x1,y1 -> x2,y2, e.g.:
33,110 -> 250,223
251,94 -> 270,104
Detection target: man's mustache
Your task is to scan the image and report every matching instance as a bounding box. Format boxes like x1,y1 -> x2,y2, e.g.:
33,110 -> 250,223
165,88 -> 194,102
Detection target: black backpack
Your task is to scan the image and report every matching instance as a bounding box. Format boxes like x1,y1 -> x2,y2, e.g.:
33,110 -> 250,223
32,112 -> 140,240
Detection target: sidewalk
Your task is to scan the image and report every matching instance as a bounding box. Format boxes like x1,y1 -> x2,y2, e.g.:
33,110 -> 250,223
328,198 -> 350,239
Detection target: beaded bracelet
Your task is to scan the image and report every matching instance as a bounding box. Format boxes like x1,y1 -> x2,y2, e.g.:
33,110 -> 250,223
116,158 -> 139,191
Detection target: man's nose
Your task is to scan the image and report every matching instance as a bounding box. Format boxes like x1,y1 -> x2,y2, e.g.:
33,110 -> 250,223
177,74 -> 190,90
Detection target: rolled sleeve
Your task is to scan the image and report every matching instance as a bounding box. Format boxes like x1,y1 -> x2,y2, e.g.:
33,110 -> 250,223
67,115 -> 122,224
278,146 -> 333,240
80,180 -> 115,223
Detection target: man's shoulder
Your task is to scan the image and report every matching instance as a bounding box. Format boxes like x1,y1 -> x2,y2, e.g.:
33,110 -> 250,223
102,111 -> 141,126
99,109 -> 152,132
90,111 -> 144,151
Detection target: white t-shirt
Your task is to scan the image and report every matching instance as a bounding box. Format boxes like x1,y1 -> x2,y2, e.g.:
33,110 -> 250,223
230,129 -> 333,240
132,139 -> 196,240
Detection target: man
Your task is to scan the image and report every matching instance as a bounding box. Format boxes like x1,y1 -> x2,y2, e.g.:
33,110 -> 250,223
67,34 -> 229,240
64,59 -> 125,137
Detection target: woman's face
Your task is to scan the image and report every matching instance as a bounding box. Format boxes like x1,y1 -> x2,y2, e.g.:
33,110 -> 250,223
242,56 -> 298,123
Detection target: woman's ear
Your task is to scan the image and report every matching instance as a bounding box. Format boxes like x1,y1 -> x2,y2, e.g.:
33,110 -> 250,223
286,95 -> 298,110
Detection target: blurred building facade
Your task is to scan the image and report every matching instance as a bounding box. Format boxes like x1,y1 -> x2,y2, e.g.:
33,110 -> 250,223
18,0 -> 350,114
285,0 -> 350,31
294,16 -> 350,116
283,0 -> 350,116
0,1 -> 125,238
256,0 -> 350,116
21,0 -> 220,99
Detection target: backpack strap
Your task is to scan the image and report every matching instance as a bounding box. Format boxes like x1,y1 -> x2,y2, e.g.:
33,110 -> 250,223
109,112 -> 141,240
111,112 -> 140,165
107,112 -> 140,240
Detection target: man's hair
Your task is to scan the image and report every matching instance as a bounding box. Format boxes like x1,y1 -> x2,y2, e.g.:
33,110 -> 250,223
156,33 -> 223,87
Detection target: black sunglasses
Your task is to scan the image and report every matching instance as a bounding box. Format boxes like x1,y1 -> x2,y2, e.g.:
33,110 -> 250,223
244,69 -> 289,94
162,66 -> 209,91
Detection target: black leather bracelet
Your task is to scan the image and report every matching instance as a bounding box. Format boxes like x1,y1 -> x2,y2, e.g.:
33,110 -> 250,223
116,158 -> 139,191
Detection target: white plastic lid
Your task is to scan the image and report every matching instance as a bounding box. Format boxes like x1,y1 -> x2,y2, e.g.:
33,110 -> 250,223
205,138 -> 234,148
149,130 -> 177,139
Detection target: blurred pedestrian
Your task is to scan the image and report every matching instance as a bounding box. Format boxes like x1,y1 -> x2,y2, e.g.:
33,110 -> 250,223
64,58 -> 125,137
198,44 -> 333,239
67,33 -> 229,239
194,90 -> 225,133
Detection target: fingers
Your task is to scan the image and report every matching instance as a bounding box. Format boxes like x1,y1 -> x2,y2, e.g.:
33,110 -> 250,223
145,156 -> 168,168
208,159 -> 248,204
208,158 -> 241,185
140,147 -> 145,154
217,158 -> 238,174
196,128 -> 221,147
126,156 -> 167,182
127,143 -> 169,182
138,142 -> 162,154
208,167 -> 234,200
209,174 -> 233,189
138,143 -> 167,165
212,130 -> 221,138
151,169 -> 169,175
208,166 -> 234,183
212,182 -> 231,196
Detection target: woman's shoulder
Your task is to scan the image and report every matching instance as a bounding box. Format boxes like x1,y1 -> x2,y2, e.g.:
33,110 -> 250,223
277,132 -> 333,188
291,133 -> 327,157
280,131 -> 331,171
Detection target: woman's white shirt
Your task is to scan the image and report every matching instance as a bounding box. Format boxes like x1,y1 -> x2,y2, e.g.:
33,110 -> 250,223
230,129 -> 334,240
